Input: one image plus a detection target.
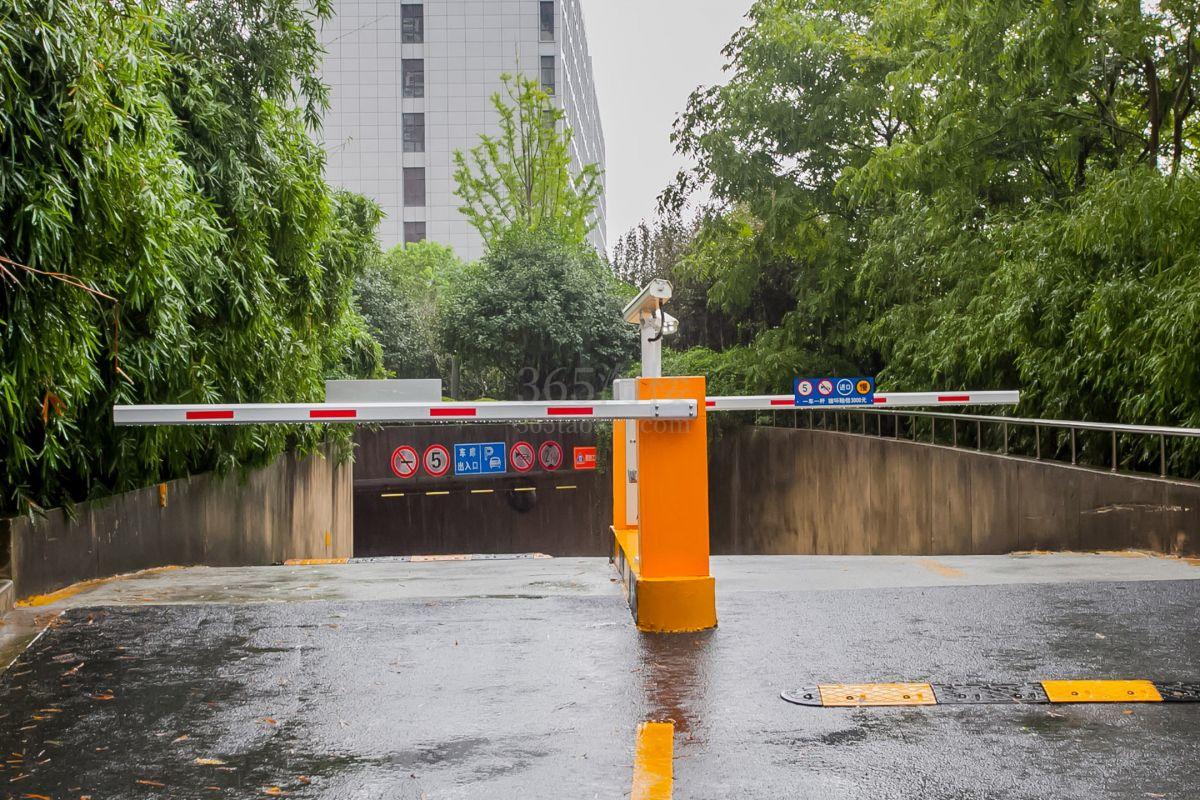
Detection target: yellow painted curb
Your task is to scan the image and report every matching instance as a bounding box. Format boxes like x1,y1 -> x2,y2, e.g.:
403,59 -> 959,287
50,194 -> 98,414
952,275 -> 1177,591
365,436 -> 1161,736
16,566 -> 182,608
631,721 -> 674,800
282,558 -> 350,566
636,575 -> 716,633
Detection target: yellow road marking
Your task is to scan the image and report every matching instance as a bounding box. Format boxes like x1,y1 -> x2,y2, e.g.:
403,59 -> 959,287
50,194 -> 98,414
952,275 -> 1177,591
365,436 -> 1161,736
470,489 -> 494,494
917,559 -> 965,579
819,683 -> 937,707
631,721 -> 673,800
1042,680 -> 1163,703
555,485 -> 577,490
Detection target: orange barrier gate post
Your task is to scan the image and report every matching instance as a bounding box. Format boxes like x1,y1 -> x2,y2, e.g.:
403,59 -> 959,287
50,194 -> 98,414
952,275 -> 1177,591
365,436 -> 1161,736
611,375 -> 716,633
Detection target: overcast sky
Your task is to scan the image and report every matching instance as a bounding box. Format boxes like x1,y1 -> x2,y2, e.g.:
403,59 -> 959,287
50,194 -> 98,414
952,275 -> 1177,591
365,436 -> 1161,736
579,0 -> 754,252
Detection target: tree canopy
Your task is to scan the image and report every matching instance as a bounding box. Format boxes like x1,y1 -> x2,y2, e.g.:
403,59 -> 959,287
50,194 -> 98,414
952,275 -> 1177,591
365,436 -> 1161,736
355,241 -> 465,382
650,0 -> 1200,472
453,73 -> 603,249
0,0 -> 381,516
440,227 -> 634,400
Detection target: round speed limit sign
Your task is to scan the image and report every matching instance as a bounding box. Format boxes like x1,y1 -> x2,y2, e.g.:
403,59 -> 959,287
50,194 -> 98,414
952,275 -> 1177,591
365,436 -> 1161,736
538,441 -> 563,471
423,444 -> 450,477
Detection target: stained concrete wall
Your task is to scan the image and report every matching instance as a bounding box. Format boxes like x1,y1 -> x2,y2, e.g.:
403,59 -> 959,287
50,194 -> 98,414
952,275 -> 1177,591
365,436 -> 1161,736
710,426 -> 1200,556
0,444 -> 352,600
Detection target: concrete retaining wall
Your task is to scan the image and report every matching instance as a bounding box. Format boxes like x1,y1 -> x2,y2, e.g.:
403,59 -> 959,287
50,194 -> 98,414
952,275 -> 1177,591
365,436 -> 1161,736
0,444 -> 352,600
710,426 -> 1200,556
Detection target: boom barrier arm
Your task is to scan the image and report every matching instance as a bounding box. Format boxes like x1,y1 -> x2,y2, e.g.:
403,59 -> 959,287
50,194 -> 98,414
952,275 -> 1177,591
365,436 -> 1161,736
704,390 -> 1019,412
112,399 -> 697,426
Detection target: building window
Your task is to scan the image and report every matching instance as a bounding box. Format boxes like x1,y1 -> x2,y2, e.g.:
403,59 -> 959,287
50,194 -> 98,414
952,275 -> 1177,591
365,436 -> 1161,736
404,222 -> 427,244
403,113 -> 425,152
540,55 -> 555,95
401,4 -> 423,44
540,1 -> 554,41
404,167 -> 426,206
402,59 -> 424,98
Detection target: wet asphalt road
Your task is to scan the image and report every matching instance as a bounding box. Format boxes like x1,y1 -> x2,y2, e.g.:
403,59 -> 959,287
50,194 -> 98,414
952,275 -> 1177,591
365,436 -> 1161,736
2,564 -> 1200,798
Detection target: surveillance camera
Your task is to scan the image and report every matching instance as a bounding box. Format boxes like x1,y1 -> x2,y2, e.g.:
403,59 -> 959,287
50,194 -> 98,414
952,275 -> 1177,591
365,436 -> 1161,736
622,279 -> 673,325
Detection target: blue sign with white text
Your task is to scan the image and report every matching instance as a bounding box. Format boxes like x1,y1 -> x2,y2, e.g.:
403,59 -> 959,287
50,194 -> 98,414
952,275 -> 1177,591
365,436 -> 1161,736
454,442 -> 507,476
794,377 -> 875,407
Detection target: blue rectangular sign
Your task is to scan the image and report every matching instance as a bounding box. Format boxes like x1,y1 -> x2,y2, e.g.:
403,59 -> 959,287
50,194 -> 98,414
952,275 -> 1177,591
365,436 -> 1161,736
454,442 -> 507,476
793,377 -> 876,407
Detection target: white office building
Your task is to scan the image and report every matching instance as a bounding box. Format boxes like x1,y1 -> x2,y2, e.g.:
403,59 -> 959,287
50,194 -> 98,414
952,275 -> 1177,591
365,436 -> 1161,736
318,0 -> 607,260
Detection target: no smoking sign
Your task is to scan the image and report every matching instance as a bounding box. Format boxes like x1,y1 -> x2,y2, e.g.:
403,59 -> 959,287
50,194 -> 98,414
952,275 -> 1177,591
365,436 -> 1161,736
390,445 -> 419,479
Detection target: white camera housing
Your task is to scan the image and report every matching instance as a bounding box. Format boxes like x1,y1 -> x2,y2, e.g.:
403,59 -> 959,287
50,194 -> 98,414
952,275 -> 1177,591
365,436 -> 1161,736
622,279 -> 673,325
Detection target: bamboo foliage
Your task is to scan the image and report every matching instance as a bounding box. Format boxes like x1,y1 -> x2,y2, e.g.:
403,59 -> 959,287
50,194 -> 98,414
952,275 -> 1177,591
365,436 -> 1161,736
0,0 -> 382,516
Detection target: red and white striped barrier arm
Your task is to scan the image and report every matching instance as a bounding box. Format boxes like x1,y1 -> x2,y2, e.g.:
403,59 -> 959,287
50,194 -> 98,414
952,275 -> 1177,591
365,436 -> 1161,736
704,390 -> 1020,412
112,399 -> 697,426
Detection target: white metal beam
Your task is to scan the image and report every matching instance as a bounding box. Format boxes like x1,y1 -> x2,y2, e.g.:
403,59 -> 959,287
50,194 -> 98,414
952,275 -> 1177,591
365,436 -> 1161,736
704,390 -> 1020,412
113,399 -> 697,426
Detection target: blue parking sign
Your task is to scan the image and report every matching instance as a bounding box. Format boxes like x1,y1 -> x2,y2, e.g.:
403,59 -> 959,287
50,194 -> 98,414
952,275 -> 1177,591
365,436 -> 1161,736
454,442 -> 507,476
794,377 -> 875,407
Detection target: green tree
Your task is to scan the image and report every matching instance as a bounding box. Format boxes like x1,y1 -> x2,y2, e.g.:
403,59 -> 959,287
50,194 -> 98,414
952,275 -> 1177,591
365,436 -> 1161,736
453,73 -> 603,248
0,0 -> 381,516
664,0 -> 1200,472
439,228 -> 634,400
355,241 -> 465,380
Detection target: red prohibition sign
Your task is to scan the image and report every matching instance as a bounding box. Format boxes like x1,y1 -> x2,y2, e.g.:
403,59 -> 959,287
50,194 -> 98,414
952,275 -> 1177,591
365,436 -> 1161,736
510,440 -> 535,472
423,444 -> 450,477
390,445 -> 419,479
538,440 -> 564,471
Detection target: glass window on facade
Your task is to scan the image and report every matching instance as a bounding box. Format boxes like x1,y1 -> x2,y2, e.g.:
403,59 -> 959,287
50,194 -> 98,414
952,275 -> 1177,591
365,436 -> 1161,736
540,2 -> 554,41
540,56 -> 555,95
404,222 -> 427,244
403,167 -> 426,206
402,59 -> 424,98
402,113 -> 425,152
401,4 -> 423,44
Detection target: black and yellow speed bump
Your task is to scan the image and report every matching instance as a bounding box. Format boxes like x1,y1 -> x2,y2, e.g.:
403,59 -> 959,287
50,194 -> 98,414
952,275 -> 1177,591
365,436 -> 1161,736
782,681 -> 1200,707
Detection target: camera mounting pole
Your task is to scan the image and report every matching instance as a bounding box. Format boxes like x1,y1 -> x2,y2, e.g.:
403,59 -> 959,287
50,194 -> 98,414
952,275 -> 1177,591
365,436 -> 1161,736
621,279 -> 677,378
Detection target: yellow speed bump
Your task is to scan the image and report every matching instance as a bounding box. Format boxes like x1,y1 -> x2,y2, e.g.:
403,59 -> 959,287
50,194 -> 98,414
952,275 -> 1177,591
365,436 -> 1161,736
819,683 -> 937,707
1041,680 -> 1163,703
631,721 -> 674,800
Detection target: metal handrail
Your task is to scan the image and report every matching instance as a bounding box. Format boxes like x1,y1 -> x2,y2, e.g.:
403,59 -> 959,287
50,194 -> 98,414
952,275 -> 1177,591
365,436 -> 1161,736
857,408 -> 1200,439
763,405 -> 1200,480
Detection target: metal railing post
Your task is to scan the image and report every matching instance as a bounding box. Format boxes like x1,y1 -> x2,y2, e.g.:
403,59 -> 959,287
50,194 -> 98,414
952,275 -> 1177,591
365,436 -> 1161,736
1111,430 -> 1118,472
1035,424 -> 1041,460
1070,428 -> 1077,465
1003,422 -> 1009,454
1161,435 -> 1167,478
952,419 -> 958,448
931,416 -> 936,444
976,419 -> 982,451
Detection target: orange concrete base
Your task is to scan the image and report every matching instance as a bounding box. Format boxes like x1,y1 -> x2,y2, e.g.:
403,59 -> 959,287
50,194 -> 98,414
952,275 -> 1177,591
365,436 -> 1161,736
635,575 -> 717,633
612,527 -> 717,633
